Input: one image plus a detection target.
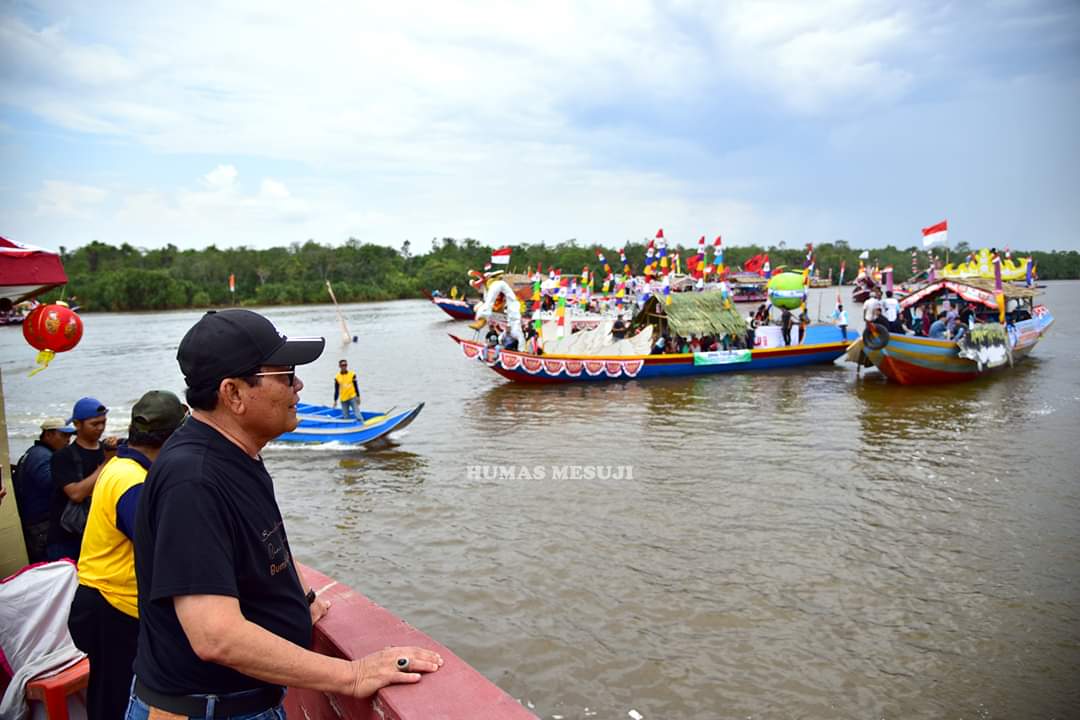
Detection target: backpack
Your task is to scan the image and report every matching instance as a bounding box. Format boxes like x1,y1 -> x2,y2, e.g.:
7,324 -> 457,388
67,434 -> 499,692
59,448 -> 91,535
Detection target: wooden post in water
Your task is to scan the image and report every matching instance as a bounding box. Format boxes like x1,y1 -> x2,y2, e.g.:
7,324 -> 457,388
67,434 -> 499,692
325,280 -> 352,344
0,368 -> 30,575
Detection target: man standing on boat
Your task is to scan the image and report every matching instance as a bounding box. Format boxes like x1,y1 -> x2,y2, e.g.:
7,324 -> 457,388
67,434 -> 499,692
863,289 -> 882,326
881,291 -> 902,333
830,304 -> 849,341
333,359 -> 360,419
129,310 -> 441,719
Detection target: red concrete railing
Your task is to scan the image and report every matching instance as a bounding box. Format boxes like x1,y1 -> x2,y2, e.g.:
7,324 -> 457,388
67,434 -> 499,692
287,564 -> 536,720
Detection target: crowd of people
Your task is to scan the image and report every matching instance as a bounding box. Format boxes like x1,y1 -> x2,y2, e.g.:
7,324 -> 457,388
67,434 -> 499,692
7,309 -> 442,719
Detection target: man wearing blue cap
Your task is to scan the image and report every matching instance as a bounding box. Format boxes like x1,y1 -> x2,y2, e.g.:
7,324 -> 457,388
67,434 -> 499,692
12,418 -> 75,562
46,397 -> 118,560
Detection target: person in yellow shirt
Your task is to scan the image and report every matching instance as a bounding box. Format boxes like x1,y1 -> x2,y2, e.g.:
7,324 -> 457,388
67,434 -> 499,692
333,359 -> 360,419
67,390 -> 188,720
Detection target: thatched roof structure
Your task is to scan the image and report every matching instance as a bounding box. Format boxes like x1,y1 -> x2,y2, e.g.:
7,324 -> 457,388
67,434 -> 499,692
635,291 -> 748,337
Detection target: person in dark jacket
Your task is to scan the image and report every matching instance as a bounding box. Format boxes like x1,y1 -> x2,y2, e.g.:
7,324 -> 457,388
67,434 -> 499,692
13,418 -> 75,562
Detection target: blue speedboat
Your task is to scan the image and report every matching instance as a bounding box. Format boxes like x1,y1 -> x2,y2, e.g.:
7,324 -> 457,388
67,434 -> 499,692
277,402 -> 424,446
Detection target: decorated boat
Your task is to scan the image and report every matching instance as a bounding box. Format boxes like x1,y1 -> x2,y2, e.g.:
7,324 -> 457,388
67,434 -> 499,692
727,273 -> 769,303
427,292 -> 478,320
277,402 -> 424,445
849,278 -> 1052,385
451,291 -> 852,384
941,248 -> 1034,282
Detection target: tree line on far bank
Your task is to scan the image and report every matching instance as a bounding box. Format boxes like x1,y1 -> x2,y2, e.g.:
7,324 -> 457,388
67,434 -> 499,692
46,237 -> 1080,312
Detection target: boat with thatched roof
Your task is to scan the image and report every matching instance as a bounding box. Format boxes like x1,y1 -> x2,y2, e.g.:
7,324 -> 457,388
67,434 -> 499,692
847,277 -> 1053,384
450,290 -> 853,383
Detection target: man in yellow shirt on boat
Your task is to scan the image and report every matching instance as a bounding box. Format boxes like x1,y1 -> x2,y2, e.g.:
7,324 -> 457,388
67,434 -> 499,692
333,358 -> 360,418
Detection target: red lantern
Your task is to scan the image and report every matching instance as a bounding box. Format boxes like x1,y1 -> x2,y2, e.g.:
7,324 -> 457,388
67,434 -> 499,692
23,301 -> 83,375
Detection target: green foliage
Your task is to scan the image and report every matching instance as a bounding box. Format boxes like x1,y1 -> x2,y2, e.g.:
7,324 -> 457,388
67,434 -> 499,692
43,238 -> 1080,312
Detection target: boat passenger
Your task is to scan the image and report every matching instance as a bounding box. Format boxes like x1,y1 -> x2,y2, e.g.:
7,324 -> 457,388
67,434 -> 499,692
68,391 -> 187,720
899,305 -> 914,335
921,305 -> 934,336
523,326 -> 542,355
500,326 -> 519,351
780,308 -> 794,346
484,329 -> 500,361
948,316 -> 967,341
928,311 -> 949,339
127,310 -> 442,719
611,316 -> 628,340
882,291 -> 902,333
651,334 -> 668,355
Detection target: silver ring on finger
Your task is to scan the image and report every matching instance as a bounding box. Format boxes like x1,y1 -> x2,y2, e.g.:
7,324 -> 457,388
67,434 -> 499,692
396,657 -> 410,671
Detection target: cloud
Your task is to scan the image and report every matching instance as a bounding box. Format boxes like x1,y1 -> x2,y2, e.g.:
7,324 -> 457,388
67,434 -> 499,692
34,180 -> 108,217
2,2 -> 1078,252
203,164 -> 238,191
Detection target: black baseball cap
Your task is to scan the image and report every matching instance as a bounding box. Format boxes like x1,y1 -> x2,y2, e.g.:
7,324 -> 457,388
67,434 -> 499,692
178,310 -> 325,390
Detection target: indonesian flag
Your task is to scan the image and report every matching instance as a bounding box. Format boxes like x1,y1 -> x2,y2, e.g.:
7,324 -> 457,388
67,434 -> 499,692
922,220 -> 948,248
656,228 -> 664,239
491,247 -> 512,265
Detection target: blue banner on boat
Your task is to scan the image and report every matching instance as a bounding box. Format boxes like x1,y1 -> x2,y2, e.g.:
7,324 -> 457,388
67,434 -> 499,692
693,349 -> 752,365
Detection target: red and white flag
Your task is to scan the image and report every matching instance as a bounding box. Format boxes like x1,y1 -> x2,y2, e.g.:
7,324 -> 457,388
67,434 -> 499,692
490,247 -> 512,265
921,220 -> 948,248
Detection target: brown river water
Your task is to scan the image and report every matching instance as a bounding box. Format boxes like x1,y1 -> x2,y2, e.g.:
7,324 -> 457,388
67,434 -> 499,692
3,283 -> 1078,719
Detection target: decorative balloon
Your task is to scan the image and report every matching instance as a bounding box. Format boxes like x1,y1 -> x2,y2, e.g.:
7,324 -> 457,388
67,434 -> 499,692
22,301 -> 83,376
766,271 -> 806,310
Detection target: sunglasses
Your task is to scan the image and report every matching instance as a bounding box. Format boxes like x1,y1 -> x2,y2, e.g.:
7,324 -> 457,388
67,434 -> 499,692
252,368 -> 297,386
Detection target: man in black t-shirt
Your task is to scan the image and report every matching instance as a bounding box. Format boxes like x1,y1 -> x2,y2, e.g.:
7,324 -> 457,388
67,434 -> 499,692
46,397 -> 116,561
129,310 -> 443,719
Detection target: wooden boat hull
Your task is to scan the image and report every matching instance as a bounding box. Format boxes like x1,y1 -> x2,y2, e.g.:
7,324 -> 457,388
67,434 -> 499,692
863,307 -> 1053,385
450,326 -> 854,384
277,403 -> 424,445
430,296 -> 476,320
731,290 -> 768,303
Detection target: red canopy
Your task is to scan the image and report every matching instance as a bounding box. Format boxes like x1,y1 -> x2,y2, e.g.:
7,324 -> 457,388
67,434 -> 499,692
0,236 -> 68,304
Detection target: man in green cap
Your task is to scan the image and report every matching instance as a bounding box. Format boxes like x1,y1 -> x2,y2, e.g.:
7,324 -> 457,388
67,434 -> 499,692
67,390 -> 188,720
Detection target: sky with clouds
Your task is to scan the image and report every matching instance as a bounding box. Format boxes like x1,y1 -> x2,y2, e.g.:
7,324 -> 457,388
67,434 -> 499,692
2,0 -> 1079,254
